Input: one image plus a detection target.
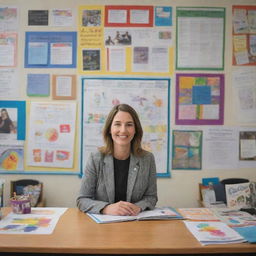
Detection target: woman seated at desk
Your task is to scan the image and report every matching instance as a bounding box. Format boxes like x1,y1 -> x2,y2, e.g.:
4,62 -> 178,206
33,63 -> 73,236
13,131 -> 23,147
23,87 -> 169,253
77,104 -> 158,216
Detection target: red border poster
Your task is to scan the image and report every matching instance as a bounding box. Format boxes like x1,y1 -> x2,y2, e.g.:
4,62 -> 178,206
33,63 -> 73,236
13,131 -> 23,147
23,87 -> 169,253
105,5 -> 153,27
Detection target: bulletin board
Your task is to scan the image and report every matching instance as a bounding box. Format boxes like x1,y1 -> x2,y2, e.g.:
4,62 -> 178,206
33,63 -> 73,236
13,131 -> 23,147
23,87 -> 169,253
78,5 -> 174,76
81,77 -> 171,177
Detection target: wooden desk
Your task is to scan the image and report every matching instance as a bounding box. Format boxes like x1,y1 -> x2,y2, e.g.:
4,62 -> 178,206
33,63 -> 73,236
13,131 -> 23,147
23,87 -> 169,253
0,208 -> 256,255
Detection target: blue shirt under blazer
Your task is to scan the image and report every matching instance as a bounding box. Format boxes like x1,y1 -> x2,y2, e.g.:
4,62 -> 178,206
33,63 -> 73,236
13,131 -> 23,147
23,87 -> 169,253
77,150 -> 158,214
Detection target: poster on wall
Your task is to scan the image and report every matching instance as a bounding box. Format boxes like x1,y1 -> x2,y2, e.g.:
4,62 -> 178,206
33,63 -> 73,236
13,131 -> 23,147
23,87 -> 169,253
0,33 -> 17,67
78,5 -> 174,76
175,73 -> 224,125
0,101 -> 26,173
24,31 -> 77,68
232,5 -> 256,66
81,78 -> 170,177
27,102 -> 76,169
232,67 -> 256,123
0,6 -> 18,31
176,7 -> 225,70
172,130 -> 202,170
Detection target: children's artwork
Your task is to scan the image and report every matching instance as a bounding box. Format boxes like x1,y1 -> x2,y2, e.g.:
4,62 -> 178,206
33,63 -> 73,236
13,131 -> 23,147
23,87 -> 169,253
233,6 -> 256,65
225,182 -> 251,209
175,74 -> 224,125
27,102 -> 76,169
172,130 -> 202,170
184,221 -> 246,245
0,144 -> 24,171
0,207 -> 67,234
81,77 -> 170,177
239,131 -> 256,160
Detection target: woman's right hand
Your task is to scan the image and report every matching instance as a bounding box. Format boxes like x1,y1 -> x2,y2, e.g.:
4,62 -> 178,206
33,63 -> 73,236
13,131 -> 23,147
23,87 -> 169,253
102,201 -> 141,216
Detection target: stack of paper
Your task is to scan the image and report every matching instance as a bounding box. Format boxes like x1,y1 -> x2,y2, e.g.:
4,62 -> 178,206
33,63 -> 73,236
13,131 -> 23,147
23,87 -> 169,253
184,221 -> 246,245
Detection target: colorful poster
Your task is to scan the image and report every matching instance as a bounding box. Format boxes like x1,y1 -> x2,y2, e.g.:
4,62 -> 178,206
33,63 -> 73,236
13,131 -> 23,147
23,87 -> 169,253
27,102 -> 76,168
81,78 -> 170,177
172,130 -> 202,170
233,6 -> 256,66
175,73 -> 224,125
25,31 -> 77,68
78,5 -> 173,76
0,144 -> 24,172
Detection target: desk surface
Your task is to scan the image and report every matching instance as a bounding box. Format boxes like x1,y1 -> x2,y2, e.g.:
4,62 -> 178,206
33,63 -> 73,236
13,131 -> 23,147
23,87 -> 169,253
0,208 -> 256,254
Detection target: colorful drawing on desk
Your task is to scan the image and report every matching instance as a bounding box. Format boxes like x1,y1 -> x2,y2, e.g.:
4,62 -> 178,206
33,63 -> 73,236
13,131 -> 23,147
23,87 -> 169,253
0,217 -> 51,233
197,223 -> 225,237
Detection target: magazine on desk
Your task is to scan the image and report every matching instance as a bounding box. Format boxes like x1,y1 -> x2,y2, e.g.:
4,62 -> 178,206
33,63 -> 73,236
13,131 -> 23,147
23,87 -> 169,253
184,221 -> 246,245
87,207 -> 183,224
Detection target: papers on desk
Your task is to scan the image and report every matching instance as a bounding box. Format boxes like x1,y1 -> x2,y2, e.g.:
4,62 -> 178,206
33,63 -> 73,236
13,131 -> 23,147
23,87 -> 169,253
184,221 -> 246,246
0,207 -> 67,234
178,208 -> 220,221
87,207 -> 183,224
211,208 -> 256,228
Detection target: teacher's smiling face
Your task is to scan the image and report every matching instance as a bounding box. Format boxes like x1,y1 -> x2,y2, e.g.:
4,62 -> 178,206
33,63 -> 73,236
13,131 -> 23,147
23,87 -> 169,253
110,111 -> 136,149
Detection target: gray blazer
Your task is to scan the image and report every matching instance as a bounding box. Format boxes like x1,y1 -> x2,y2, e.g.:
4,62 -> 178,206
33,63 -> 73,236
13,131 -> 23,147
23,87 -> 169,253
77,150 -> 158,214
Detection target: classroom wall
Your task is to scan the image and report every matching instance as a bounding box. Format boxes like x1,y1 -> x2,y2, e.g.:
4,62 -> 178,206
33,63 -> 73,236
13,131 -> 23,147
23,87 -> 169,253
1,0 -> 256,208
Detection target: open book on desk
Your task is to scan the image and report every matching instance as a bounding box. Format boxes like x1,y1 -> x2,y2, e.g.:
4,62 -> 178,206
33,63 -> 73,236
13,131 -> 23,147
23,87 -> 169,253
87,207 -> 183,224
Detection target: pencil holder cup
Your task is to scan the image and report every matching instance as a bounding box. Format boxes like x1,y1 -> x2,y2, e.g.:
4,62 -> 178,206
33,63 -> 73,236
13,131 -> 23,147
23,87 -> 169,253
10,196 -> 31,214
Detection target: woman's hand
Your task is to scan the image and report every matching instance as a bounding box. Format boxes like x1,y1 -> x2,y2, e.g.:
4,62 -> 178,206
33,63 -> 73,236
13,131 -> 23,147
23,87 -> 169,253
102,201 -> 141,216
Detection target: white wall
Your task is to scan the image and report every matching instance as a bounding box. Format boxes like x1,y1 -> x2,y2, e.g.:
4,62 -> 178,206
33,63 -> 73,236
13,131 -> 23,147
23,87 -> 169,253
1,0 -> 256,208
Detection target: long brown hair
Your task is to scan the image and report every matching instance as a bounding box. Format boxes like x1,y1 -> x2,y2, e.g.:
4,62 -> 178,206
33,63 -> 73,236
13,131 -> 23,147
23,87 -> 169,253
99,104 -> 145,156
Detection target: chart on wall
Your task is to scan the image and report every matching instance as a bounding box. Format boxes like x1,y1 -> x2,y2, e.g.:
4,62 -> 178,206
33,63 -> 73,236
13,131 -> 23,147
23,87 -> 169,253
176,7 -> 225,70
81,78 -> 170,177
